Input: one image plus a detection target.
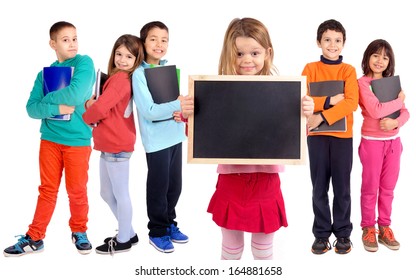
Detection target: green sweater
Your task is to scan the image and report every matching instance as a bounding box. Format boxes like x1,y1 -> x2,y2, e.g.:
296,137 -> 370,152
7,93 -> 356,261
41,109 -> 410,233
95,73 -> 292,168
26,54 -> 95,146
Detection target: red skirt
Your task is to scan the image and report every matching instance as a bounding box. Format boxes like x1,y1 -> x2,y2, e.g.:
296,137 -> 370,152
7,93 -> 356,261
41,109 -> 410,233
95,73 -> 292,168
207,173 -> 288,234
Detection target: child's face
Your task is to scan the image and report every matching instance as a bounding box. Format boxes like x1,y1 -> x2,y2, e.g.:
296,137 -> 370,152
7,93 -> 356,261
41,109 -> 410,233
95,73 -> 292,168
49,27 -> 78,63
235,36 -> 269,75
144,27 -> 169,65
114,45 -> 137,71
317,30 -> 344,61
368,49 -> 389,78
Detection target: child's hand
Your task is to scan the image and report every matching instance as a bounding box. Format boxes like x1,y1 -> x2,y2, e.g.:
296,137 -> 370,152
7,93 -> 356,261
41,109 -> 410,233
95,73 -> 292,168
380,118 -> 398,131
330,93 -> 344,105
173,111 -> 182,122
59,105 -> 75,114
85,95 -> 97,109
398,90 -> 405,102
308,113 -> 324,130
181,95 -> 194,119
302,95 -> 314,117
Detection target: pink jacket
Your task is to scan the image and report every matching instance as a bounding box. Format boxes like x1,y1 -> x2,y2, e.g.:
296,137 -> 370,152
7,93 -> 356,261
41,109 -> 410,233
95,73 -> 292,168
358,75 -> 409,138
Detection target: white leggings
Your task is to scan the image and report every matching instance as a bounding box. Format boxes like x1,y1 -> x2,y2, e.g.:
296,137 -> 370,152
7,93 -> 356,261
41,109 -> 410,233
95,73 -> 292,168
99,155 -> 135,243
221,228 -> 274,260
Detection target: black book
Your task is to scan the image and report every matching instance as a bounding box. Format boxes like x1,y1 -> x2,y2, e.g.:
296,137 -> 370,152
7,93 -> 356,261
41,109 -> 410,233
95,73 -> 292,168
371,75 -> 401,119
94,68 -> 108,100
144,65 -> 179,104
91,69 -> 108,127
309,80 -> 346,132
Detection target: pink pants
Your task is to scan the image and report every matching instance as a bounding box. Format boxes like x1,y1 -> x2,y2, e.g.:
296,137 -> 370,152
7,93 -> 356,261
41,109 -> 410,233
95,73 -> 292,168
27,140 -> 91,240
359,137 -> 402,228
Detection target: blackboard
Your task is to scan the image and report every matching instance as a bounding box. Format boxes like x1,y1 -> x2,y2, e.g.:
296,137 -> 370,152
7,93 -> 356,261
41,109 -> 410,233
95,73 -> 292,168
187,75 -> 306,165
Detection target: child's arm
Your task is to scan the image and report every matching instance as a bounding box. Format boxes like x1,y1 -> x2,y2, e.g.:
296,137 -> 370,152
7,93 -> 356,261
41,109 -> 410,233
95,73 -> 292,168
379,91 -> 410,131
320,67 -> 359,125
41,56 -> 95,107
26,71 -> 63,119
83,73 -> 131,125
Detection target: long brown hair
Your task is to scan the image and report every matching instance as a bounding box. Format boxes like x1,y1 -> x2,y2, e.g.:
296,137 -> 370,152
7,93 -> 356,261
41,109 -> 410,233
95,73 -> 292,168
107,34 -> 144,77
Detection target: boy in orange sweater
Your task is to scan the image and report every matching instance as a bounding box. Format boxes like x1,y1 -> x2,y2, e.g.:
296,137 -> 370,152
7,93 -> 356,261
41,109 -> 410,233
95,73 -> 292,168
302,19 -> 359,255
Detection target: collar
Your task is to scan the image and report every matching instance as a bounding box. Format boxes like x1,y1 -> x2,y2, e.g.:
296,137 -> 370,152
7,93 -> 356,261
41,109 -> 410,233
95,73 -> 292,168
320,55 -> 343,65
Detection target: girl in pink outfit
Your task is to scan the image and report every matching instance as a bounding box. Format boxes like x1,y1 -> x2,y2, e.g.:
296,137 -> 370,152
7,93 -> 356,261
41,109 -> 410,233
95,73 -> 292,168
358,39 -> 409,252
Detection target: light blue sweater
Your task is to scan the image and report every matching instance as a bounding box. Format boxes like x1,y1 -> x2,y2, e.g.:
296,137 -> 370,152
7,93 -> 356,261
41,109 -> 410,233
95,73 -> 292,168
132,61 -> 186,153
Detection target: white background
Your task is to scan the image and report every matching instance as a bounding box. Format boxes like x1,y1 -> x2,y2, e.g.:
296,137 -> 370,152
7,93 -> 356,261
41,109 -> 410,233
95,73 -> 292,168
0,0 -> 414,279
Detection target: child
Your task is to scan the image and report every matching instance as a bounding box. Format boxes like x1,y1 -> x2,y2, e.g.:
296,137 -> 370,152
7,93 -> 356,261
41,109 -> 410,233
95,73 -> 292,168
180,17 -> 314,260
82,34 -> 144,254
303,19 -> 359,254
358,39 -> 409,252
3,21 -> 95,257
132,21 -> 188,253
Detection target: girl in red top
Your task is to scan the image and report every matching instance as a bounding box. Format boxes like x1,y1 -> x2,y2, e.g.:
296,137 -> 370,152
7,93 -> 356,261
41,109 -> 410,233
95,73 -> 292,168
83,34 -> 144,254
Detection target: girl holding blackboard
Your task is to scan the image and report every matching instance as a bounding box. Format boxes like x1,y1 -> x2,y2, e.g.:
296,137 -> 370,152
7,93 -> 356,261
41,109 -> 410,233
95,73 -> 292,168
180,18 -> 314,260
358,39 -> 409,252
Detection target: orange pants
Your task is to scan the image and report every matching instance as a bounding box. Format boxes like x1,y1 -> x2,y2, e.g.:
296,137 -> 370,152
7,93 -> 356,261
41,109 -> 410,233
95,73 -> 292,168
27,140 -> 91,241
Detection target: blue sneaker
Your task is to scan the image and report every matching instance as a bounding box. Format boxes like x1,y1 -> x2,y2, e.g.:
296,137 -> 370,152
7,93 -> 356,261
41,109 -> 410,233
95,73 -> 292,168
168,224 -> 189,243
72,232 -> 92,255
3,235 -> 44,257
149,236 -> 174,253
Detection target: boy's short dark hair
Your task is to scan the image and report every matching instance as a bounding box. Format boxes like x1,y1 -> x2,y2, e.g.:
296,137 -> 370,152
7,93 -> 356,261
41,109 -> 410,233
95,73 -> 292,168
139,21 -> 168,42
317,19 -> 346,42
50,21 -> 76,40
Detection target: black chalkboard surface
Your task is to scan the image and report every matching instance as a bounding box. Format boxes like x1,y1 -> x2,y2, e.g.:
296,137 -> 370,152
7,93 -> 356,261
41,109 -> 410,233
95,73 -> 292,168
187,75 -> 306,165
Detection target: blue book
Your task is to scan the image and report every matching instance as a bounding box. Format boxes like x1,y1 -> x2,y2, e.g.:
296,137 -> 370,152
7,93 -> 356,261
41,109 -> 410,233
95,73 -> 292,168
43,66 -> 73,120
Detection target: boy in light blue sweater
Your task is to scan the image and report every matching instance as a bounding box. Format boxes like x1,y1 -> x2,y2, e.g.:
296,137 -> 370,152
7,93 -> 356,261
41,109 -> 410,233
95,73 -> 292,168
132,21 -> 188,253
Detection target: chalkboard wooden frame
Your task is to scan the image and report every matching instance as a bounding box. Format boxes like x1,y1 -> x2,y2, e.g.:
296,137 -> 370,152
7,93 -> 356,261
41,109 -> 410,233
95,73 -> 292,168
187,75 -> 306,165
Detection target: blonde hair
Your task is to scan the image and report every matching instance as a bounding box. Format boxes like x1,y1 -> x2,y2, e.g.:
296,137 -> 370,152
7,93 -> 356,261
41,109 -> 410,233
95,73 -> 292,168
218,17 -> 277,75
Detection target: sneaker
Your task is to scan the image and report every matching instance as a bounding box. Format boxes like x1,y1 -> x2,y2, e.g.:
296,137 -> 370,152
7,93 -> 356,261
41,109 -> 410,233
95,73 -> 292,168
71,232 -> 92,254
311,238 -> 331,254
378,226 -> 400,250
104,233 -> 139,246
362,227 -> 378,252
333,237 -> 352,254
149,236 -> 174,253
168,224 -> 189,243
96,236 -> 131,255
3,235 -> 44,257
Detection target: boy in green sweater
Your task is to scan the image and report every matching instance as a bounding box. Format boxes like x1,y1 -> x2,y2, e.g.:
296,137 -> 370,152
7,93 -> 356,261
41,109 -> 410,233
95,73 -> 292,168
3,21 -> 95,257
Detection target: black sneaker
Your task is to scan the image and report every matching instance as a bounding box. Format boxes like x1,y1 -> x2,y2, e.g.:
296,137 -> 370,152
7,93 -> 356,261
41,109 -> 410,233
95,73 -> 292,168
3,235 -> 44,257
333,237 -> 352,254
104,233 -> 139,246
311,238 -> 331,254
72,232 -> 92,255
96,237 -> 132,255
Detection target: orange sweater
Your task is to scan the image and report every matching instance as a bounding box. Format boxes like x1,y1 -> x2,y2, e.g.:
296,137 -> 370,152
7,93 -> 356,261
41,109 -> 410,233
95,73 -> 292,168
302,60 -> 359,138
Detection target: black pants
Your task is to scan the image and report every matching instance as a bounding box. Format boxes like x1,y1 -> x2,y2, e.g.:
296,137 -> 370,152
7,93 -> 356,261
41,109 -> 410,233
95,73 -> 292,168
145,143 -> 182,237
308,136 -> 353,239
